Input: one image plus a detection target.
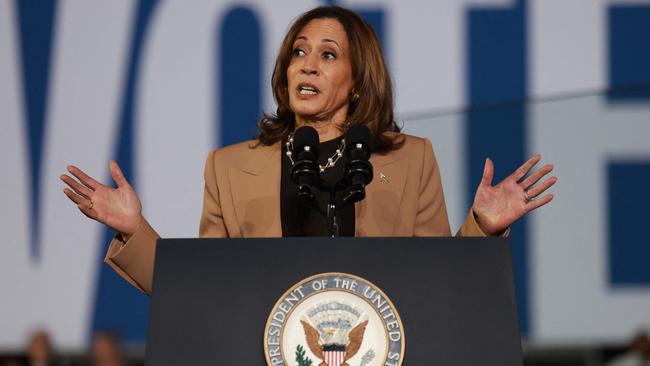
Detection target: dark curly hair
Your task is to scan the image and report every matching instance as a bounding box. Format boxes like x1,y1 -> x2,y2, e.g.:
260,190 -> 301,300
256,6 -> 402,153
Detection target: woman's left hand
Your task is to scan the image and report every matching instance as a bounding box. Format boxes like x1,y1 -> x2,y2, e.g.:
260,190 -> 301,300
472,155 -> 557,236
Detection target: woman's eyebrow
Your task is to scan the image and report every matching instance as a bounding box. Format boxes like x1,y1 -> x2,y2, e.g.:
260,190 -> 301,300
322,38 -> 341,50
294,36 -> 341,51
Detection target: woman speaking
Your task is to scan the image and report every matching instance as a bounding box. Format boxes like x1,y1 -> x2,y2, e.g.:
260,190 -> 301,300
60,6 -> 556,294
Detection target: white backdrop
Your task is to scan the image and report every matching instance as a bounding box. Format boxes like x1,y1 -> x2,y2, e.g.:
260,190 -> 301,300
1,0 -> 649,351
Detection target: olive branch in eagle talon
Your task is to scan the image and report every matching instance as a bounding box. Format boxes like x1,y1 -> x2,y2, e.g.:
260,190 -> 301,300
300,319 -> 369,366
296,344 -> 313,366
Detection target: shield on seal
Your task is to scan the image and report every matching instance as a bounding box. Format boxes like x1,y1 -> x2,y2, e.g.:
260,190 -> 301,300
323,346 -> 346,366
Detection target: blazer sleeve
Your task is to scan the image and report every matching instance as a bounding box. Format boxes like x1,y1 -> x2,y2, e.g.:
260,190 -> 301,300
414,137 -> 508,237
103,218 -> 160,294
103,151 -> 228,295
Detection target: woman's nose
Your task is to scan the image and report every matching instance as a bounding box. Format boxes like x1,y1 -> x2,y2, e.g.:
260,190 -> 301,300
301,55 -> 319,75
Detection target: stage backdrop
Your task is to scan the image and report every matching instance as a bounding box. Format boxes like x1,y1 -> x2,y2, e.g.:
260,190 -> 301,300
1,0 -> 649,351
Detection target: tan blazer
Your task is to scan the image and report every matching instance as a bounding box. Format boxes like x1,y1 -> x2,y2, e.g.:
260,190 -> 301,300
105,133 -> 490,294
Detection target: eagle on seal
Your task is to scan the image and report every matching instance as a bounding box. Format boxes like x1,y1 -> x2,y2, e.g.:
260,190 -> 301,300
300,319 -> 369,366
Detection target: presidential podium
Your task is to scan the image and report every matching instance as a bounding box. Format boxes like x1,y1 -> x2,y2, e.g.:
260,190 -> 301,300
144,237 -> 523,366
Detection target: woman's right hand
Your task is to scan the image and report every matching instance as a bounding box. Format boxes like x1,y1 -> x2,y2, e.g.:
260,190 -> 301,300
61,160 -> 143,241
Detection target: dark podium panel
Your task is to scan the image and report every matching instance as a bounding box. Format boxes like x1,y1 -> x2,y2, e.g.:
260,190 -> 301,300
146,237 -> 522,366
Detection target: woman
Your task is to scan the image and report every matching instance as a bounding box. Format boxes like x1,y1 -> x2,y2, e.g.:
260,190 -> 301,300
60,6 -> 556,294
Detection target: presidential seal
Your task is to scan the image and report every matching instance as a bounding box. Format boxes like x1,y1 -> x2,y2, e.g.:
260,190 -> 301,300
264,273 -> 405,366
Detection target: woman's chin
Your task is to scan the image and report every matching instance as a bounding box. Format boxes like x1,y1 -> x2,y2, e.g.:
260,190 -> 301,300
291,106 -> 325,121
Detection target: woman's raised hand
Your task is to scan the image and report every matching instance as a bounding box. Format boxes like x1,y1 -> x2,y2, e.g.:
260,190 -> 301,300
471,155 -> 557,236
61,161 -> 143,240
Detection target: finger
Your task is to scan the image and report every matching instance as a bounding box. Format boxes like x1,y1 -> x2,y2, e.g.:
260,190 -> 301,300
526,193 -> 554,211
109,160 -> 130,188
77,204 -> 96,220
480,158 -> 494,188
63,187 -> 88,206
60,174 -> 92,199
64,188 -> 98,220
526,176 -> 557,198
510,154 -> 541,182
520,164 -> 554,189
75,195 -> 96,217
67,165 -> 100,190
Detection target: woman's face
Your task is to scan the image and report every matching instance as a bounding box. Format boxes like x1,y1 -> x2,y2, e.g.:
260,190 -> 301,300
287,18 -> 354,125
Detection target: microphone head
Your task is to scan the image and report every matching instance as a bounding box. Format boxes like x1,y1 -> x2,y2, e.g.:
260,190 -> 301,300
346,124 -> 372,155
290,126 -> 320,188
293,126 -> 319,157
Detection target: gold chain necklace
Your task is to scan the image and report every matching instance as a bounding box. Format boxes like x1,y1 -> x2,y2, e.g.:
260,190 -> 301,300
285,132 -> 346,173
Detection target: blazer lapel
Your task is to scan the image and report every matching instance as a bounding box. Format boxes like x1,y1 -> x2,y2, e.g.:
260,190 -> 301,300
228,142 -> 282,237
355,152 -> 408,236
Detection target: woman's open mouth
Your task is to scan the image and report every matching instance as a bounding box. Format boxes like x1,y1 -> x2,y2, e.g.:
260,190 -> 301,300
297,82 -> 320,96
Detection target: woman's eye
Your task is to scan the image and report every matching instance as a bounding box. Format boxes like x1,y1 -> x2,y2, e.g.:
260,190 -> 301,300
293,48 -> 305,57
323,51 -> 336,60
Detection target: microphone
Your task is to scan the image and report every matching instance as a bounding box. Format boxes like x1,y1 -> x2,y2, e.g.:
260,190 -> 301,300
290,126 -> 320,202
343,124 -> 373,203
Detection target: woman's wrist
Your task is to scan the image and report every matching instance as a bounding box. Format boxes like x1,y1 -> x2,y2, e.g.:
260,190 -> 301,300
119,214 -> 144,243
472,209 -> 505,237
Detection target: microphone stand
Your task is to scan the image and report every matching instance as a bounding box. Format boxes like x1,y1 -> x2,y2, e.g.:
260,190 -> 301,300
320,180 -> 359,238
326,187 -> 339,237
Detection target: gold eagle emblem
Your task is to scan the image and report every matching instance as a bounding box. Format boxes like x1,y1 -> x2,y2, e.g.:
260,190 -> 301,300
300,319 -> 369,366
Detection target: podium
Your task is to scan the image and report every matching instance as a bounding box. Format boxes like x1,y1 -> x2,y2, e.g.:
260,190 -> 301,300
145,237 -> 523,366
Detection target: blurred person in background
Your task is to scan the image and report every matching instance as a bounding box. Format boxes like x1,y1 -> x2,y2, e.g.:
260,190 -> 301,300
608,332 -> 650,366
89,331 -> 127,366
1,359 -> 22,366
25,330 -> 57,366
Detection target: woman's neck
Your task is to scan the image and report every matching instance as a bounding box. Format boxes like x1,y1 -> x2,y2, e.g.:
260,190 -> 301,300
295,117 -> 345,142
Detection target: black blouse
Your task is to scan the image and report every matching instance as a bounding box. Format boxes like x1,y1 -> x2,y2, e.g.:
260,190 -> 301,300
281,135 -> 355,236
